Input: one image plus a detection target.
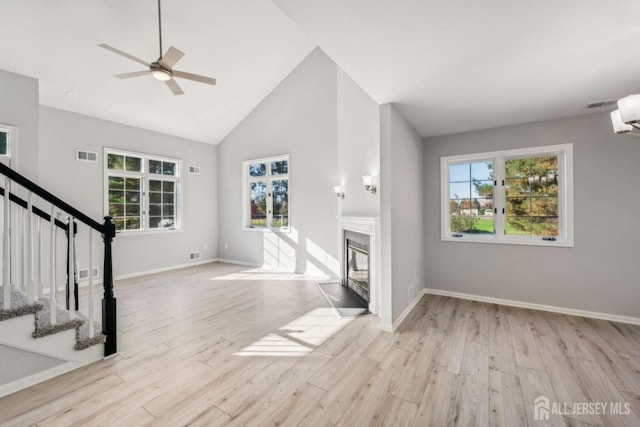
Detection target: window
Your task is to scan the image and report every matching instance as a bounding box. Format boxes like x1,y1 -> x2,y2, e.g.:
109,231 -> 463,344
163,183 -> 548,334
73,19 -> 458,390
104,149 -> 181,233
242,155 -> 290,230
0,125 -> 14,157
441,144 -> 573,246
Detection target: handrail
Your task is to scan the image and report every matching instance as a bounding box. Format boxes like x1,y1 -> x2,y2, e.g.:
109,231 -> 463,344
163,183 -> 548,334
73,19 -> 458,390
0,186 -> 67,230
0,163 -> 104,232
0,162 -> 117,357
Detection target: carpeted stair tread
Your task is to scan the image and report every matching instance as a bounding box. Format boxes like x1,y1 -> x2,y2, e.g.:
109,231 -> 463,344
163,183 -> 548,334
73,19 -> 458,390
32,298 -> 84,338
2,288 -> 106,353
75,312 -> 106,350
0,285 -> 44,321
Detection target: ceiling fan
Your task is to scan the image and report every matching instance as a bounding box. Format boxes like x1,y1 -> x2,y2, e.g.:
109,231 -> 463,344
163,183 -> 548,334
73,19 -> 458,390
98,0 -> 216,95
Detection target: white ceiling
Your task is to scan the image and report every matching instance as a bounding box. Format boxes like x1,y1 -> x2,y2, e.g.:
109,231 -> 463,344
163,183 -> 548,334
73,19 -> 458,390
0,0 -> 313,144
275,0 -> 640,137
4,1 -> 640,143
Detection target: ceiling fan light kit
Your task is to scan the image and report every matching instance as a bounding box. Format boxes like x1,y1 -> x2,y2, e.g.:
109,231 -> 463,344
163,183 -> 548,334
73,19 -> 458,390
151,67 -> 172,82
610,94 -> 640,135
99,0 -> 216,95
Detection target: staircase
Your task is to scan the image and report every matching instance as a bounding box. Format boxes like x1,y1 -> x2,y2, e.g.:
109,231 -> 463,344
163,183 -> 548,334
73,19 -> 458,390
0,163 -> 117,397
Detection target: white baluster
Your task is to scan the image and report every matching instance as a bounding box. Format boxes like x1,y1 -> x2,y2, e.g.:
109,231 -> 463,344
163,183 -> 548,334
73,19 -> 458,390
37,217 -> 43,298
26,191 -> 33,303
67,217 -> 75,317
17,204 -> 23,293
88,229 -> 94,338
49,206 -> 57,325
3,176 -> 10,310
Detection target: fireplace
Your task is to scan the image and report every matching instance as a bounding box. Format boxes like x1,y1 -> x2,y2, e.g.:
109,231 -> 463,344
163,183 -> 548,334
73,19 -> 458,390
343,230 -> 370,302
337,216 -> 382,323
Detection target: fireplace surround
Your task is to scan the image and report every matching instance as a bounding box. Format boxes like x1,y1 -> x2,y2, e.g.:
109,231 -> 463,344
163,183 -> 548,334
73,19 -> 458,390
337,216 -> 380,316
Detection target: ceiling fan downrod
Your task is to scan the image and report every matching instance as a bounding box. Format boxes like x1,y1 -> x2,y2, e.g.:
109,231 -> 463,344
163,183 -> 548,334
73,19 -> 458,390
157,0 -> 163,59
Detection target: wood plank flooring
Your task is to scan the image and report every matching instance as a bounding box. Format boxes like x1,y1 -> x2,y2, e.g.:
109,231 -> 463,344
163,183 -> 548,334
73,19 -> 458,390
0,262 -> 639,426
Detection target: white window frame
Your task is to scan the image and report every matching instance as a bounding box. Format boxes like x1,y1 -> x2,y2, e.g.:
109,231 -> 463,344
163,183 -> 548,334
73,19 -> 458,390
103,147 -> 182,235
242,154 -> 291,232
0,124 -> 15,158
441,143 -> 574,247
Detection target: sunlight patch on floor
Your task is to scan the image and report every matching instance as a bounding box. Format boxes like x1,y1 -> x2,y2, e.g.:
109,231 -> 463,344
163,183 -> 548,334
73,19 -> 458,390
235,307 -> 353,356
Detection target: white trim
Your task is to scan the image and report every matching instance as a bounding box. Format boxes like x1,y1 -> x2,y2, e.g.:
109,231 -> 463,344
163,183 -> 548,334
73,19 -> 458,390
0,123 -> 15,158
241,154 -> 291,232
0,361 -> 82,399
337,216 -> 382,323
213,258 -> 264,268
441,143 -> 574,247
113,258 -> 218,281
76,258 -> 263,283
103,147 -> 183,234
380,288 -> 425,332
422,288 -> 640,326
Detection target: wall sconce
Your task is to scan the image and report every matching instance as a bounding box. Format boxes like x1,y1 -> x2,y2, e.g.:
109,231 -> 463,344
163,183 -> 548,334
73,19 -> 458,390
361,175 -> 377,194
333,185 -> 345,199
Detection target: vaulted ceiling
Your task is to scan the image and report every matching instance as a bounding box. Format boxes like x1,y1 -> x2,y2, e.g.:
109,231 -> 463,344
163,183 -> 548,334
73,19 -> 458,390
2,0 -> 640,143
0,0 -> 313,144
275,0 -> 640,137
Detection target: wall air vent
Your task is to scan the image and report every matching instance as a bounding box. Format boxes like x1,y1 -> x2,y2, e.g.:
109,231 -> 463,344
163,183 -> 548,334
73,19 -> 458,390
78,267 -> 100,280
587,100 -> 617,109
76,149 -> 98,162
189,251 -> 201,261
188,165 -> 200,174
78,268 -> 89,280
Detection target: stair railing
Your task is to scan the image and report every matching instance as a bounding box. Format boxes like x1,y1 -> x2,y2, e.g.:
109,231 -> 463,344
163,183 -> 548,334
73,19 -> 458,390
0,163 -> 117,357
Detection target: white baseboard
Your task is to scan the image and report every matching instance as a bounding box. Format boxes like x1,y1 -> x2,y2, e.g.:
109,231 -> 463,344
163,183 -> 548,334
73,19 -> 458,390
75,258 -> 263,284
114,258 -> 218,281
213,258 -> 263,268
423,288 -> 640,326
381,290 -> 426,333
0,361 -> 80,398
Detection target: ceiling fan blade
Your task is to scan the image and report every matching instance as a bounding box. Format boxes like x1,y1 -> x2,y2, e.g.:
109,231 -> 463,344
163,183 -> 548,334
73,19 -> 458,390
173,70 -> 217,86
160,46 -> 185,69
165,79 -> 184,96
114,70 -> 151,79
98,44 -> 150,67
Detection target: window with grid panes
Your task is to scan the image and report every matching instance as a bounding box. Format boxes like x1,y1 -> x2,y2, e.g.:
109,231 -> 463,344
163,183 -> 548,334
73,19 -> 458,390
243,155 -> 290,230
105,149 -> 181,233
441,144 -> 573,247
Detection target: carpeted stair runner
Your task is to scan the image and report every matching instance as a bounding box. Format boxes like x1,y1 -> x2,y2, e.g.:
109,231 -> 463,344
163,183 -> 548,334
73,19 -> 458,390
0,286 -> 43,321
33,298 -> 84,338
75,312 -> 106,350
0,285 -> 105,351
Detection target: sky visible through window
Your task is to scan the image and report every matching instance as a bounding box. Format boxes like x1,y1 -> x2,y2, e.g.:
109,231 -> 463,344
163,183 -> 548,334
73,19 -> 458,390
449,161 -> 492,199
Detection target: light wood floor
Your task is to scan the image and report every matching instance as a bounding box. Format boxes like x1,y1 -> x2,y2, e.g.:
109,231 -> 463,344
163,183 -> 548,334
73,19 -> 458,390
1,262 -> 639,426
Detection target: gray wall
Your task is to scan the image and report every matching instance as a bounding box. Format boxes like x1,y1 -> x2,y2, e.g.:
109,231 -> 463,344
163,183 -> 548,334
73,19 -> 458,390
380,104 -> 425,323
424,111 -> 640,318
39,106 -> 218,277
337,69 -> 380,217
0,69 -> 39,178
217,48 -> 340,276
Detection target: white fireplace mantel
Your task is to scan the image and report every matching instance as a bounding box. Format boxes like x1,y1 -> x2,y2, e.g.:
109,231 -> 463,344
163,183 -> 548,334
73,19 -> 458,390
337,216 -> 381,317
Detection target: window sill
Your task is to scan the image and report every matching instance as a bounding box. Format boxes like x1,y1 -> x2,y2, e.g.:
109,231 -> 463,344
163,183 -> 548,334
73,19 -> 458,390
116,228 -> 183,237
441,236 -> 573,248
243,227 -> 291,234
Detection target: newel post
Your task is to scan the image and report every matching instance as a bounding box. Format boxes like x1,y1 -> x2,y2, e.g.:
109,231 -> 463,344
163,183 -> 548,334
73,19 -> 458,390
102,216 -> 117,357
